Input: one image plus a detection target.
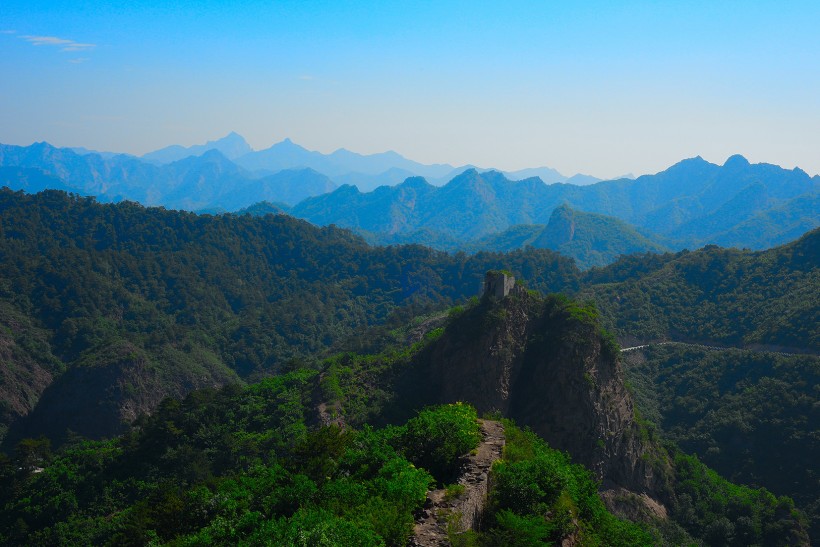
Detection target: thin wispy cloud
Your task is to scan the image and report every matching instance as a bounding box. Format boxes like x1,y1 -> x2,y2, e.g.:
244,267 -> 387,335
1,30 -> 17,35
68,58 -> 90,64
20,35 -> 96,52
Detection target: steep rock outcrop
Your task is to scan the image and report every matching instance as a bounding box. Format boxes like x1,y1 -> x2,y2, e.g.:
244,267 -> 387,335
417,290 -> 668,502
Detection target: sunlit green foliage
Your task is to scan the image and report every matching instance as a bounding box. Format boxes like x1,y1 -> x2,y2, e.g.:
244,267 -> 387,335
0,376 -> 441,546
396,403 -> 481,483
482,422 -> 653,546
671,451 -> 807,546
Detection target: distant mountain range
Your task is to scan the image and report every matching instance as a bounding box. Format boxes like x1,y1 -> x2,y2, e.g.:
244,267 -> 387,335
67,132 -> 604,189
0,142 -> 336,209
1,135 -> 818,268
0,132 -> 603,207
288,158 -> 818,259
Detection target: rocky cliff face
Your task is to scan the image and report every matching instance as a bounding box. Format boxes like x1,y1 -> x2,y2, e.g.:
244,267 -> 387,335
0,305 -> 60,444
421,289 -> 668,502
1,340 -> 241,450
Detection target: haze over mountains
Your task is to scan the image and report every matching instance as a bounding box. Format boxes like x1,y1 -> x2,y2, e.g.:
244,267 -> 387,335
1,133 -> 818,269
291,158 -> 818,258
12,131 -> 600,190
1,132 -> 818,542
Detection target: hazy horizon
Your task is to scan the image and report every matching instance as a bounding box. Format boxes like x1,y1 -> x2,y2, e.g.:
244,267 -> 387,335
2,1 -> 819,179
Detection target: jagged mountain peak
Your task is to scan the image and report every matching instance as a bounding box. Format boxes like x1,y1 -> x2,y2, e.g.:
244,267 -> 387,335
27,141 -> 64,155
456,167 -> 480,177
551,202 -> 575,214
666,155 -> 712,170
199,148 -> 231,160
334,183 -> 362,195
445,167 -> 509,187
546,203 -> 577,224
511,175 -> 548,190
209,131 -> 249,144
274,137 -> 302,148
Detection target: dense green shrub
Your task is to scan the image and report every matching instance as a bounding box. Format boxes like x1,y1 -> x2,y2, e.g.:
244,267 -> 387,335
483,422 -> 653,546
396,403 -> 481,483
671,451 -> 808,546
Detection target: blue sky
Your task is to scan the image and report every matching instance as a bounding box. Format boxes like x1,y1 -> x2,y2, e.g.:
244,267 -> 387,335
1,1 -> 819,178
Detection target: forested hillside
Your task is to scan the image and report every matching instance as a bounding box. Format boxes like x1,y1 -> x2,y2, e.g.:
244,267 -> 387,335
0,187 -> 817,545
0,188 -> 579,446
624,345 -> 820,541
0,290 -> 808,546
2,188 -> 816,447
581,228 -> 820,351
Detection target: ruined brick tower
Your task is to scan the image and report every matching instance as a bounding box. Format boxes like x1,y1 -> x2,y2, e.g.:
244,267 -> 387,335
482,271 -> 515,299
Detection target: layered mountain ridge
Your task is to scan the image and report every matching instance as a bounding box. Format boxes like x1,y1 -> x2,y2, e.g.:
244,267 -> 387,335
2,137 -> 817,269
0,143 -> 337,209
294,159 -> 817,254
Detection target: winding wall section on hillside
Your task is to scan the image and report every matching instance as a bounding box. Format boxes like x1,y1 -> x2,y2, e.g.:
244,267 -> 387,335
409,419 -> 505,546
621,340 -> 813,357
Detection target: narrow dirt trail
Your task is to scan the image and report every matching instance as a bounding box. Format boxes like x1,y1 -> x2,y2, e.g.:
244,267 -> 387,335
409,419 -> 505,546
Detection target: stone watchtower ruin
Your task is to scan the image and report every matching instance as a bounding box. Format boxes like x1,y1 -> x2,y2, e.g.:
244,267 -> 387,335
482,271 -> 515,299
